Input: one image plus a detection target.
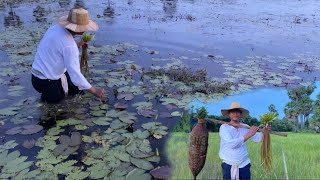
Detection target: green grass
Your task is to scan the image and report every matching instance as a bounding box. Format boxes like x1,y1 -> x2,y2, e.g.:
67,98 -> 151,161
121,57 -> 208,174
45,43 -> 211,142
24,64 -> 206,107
166,132 -> 320,179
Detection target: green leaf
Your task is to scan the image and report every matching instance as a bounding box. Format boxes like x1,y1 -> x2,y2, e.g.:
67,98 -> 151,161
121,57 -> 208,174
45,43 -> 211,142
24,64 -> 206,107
47,127 -> 65,136
20,124 -> 43,135
53,160 -> 77,175
171,111 -> 182,117
0,140 -> 18,150
5,126 -> 23,135
93,117 -> 112,126
82,135 -> 93,143
0,107 -> 19,116
66,170 -> 90,180
126,168 -> 151,180
75,124 -> 88,130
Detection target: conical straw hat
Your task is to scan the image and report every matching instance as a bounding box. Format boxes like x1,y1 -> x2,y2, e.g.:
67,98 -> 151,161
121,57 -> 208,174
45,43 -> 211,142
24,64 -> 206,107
58,8 -> 98,32
221,102 -> 249,117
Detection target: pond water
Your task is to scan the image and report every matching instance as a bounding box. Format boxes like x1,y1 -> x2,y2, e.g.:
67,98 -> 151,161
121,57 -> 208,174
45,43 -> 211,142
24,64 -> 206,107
0,0 -> 320,179
191,81 -> 320,119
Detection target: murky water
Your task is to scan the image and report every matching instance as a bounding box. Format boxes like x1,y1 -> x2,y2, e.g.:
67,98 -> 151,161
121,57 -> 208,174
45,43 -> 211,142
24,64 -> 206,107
0,0 -> 320,179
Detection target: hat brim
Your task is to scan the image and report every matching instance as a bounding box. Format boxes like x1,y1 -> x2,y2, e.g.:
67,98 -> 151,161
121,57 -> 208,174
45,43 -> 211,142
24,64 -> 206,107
58,16 -> 99,33
221,108 -> 249,117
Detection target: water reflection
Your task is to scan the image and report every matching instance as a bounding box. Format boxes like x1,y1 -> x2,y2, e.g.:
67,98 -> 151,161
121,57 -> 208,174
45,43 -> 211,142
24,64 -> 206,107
33,5 -> 47,23
74,0 -> 86,9
161,0 -> 177,16
127,0 -> 133,5
4,4 -> 23,27
59,0 -> 71,9
104,0 -> 115,18
191,81 -> 320,120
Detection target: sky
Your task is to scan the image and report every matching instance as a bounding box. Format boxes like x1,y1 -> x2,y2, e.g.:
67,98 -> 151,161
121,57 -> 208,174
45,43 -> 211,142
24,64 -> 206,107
191,82 -> 320,120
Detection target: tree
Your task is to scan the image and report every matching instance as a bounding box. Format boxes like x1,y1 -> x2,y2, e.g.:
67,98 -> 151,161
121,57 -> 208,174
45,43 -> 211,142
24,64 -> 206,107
268,104 -> 279,117
284,84 -> 315,131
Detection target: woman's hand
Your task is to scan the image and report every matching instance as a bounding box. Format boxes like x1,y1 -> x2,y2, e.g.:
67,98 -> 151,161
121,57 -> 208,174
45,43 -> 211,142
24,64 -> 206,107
88,87 -> 107,102
244,126 -> 259,142
263,124 -> 271,131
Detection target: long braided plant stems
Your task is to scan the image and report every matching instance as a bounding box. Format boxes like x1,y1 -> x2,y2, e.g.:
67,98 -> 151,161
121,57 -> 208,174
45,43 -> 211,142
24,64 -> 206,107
80,34 -> 94,77
260,112 -> 277,175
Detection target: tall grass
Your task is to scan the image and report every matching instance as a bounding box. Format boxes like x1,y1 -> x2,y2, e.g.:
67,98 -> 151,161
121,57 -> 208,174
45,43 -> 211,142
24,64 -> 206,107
166,132 -> 320,179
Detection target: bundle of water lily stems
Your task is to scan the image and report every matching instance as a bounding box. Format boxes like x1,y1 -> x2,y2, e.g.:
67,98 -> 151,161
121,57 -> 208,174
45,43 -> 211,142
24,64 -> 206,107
80,33 -> 94,76
259,112 -> 277,175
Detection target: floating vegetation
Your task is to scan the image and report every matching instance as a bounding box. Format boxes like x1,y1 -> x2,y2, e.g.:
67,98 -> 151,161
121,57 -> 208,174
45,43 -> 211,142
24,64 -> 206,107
1,4 -> 320,179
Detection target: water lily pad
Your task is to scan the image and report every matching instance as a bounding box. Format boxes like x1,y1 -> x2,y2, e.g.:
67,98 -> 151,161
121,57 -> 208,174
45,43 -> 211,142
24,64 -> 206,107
22,139 -> 36,149
20,124 -> 43,135
5,126 -> 23,135
126,168 -> 151,180
53,160 -> 77,175
0,140 -> 18,151
90,110 -> 105,117
150,166 -> 171,180
110,120 -> 127,129
138,109 -> 157,118
117,92 -> 134,101
114,102 -> 128,110
47,126 -> 65,136
93,117 -> 112,126
0,107 -> 20,116
59,135 -> 72,145
170,111 -> 182,117
53,144 -> 79,156
130,157 -> 154,170
70,132 -> 82,146
132,101 -> 153,110
66,170 -> 90,180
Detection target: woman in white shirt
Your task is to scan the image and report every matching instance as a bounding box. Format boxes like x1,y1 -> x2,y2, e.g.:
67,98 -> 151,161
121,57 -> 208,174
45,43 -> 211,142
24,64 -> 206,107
31,8 -> 106,103
219,102 -> 270,180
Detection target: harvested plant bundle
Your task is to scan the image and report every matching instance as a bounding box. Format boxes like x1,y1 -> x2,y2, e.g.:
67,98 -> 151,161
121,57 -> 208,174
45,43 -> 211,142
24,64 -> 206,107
188,107 -> 209,180
80,33 -> 94,76
259,112 -> 277,174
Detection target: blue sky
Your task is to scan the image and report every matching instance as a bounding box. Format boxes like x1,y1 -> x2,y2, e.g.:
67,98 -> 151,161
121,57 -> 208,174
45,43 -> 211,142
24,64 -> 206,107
191,82 -> 320,120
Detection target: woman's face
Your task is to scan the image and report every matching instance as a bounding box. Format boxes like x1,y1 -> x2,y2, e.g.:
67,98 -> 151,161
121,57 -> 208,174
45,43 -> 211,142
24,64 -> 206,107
228,109 -> 242,122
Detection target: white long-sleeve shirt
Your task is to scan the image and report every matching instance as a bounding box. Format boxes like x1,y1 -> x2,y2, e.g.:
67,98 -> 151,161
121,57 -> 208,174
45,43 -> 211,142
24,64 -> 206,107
32,25 -> 91,90
219,123 -> 263,168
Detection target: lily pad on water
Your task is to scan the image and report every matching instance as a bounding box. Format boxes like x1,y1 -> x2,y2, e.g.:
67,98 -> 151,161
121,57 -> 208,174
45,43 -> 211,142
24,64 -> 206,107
0,107 -> 20,116
46,126 -> 65,136
93,116 -> 112,126
117,92 -> 134,101
138,109 -> 157,118
53,144 -> 79,156
22,139 -> 36,149
53,160 -> 77,175
114,102 -> 128,110
130,157 -> 154,170
5,126 -> 23,135
126,168 -> 151,180
66,169 -> 90,180
150,166 -> 171,180
20,124 -> 43,135
170,111 -> 182,117
111,120 -> 128,130
132,101 -> 153,110
0,140 -> 18,151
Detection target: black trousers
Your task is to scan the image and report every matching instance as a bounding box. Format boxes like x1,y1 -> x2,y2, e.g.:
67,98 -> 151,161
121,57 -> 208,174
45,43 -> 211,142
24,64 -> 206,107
221,162 -> 251,180
31,72 -> 80,103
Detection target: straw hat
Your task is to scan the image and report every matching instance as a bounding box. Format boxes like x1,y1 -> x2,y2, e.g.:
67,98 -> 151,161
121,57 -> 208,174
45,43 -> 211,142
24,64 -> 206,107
58,8 -> 98,33
221,102 -> 249,117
